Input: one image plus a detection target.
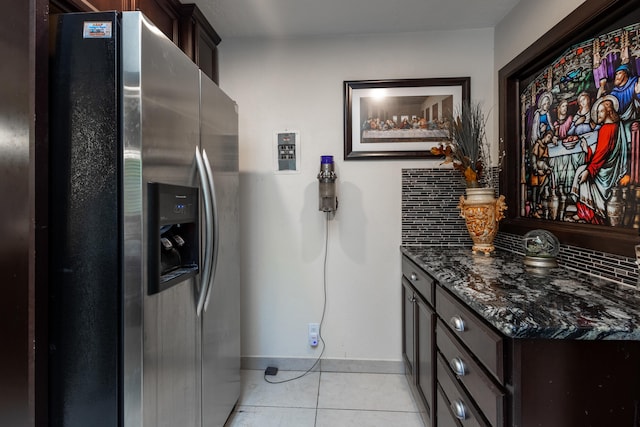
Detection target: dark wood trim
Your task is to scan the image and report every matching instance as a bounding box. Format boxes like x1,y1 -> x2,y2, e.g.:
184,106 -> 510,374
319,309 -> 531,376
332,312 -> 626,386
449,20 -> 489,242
178,6 -> 195,60
498,0 -> 640,257
180,3 -> 221,47
34,0 -> 50,424
49,0 -> 98,12
140,0 -> 182,42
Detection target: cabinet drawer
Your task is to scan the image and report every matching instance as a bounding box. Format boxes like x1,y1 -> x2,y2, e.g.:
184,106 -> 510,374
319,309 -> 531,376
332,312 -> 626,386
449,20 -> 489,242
437,353 -> 488,427
436,385 -> 462,427
436,286 -> 504,384
402,256 -> 435,305
437,320 -> 505,426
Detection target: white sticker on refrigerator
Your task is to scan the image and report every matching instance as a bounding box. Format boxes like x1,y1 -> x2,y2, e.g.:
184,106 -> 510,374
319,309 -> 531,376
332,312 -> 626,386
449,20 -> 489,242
83,22 -> 112,39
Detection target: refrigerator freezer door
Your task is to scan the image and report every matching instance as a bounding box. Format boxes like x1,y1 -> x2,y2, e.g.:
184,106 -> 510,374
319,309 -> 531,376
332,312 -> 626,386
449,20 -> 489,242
199,73 -> 241,427
48,12 -> 121,427
121,12 -> 202,427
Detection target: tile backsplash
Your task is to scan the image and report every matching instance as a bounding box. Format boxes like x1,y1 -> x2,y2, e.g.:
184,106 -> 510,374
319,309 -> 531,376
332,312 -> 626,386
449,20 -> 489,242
402,168 -> 639,288
402,168 -> 471,246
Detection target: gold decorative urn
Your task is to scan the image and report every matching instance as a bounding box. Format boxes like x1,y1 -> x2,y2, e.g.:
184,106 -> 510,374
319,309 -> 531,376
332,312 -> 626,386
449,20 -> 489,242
458,188 -> 507,255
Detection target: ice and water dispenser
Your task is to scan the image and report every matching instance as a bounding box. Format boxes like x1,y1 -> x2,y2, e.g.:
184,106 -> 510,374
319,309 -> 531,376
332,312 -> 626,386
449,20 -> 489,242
148,183 -> 199,294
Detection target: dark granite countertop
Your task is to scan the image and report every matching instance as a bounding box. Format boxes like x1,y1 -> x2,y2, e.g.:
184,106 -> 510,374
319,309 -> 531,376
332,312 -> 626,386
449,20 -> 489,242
402,246 -> 640,340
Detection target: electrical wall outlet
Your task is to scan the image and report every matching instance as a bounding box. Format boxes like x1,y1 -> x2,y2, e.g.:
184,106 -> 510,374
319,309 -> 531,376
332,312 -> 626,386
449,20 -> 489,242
308,323 -> 319,347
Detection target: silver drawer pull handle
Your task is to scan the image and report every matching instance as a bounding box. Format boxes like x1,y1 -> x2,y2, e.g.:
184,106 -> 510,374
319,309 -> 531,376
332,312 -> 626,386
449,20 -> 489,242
410,272 -> 418,281
408,296 -> 416,303
450,357 -> 467,376
450,316 -> 466,332
451,400 -> 468,420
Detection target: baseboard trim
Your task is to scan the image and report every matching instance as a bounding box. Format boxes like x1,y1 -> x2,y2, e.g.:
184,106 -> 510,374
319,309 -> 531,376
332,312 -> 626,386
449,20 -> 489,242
241,356 -> 405,374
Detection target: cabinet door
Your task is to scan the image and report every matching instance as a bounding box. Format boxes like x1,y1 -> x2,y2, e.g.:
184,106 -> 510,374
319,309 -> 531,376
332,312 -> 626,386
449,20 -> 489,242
195,29 -> 218,83
402,280 -> 415,376
179,4 -> 221,84
416,297 -> 435,418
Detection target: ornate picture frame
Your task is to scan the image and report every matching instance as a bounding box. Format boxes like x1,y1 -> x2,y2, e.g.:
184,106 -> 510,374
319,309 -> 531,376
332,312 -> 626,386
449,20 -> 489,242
499,0 -> 640,257
343,77 -> 470,160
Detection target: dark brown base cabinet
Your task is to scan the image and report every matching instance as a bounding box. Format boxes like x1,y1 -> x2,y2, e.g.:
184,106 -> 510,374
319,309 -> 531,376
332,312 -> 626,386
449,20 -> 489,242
402,254 -> 640,427
510,339 -> 640,426
403,257 -> 436,426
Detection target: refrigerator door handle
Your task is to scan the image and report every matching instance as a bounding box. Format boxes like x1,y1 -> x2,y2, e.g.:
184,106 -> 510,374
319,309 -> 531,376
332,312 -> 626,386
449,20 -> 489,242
195,146 -> 213,317
202,148 -> 219,312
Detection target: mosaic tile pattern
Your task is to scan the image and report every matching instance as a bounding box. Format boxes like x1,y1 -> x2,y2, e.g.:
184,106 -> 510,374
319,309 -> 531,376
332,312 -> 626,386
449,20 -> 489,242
401,168 -> 471,246
401,168 -> 639,288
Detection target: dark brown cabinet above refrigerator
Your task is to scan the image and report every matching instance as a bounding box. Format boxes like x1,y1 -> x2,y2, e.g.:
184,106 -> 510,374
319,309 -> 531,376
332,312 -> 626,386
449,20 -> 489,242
49,0 -> 220,83
179,4 -> 221,85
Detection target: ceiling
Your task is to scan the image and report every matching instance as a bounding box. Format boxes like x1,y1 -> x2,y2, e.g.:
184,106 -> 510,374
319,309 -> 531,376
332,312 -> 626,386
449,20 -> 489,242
192,0 -> 523,40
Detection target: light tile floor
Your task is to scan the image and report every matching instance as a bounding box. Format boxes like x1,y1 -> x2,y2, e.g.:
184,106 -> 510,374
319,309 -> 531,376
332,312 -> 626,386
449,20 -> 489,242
224,370 -> 425,427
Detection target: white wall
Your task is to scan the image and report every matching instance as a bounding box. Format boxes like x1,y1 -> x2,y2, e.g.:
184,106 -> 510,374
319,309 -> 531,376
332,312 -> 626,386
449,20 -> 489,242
494,0 -> 586,71
218,29 -> 495,364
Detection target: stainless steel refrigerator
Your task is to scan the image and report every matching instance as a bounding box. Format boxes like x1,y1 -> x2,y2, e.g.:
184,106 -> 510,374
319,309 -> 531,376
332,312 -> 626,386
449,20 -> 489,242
49,11 -> 240,427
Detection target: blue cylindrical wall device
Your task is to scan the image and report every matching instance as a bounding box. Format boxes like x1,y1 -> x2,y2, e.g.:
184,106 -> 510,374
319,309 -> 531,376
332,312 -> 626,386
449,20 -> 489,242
317,155 -> 337,212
